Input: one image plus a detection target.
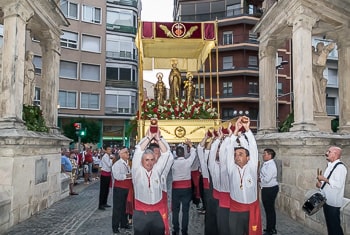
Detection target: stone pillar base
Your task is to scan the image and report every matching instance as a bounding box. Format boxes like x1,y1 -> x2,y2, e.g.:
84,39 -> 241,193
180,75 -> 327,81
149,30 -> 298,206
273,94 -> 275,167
0,118 -> 26,129
290,122 -> 318,132
314,115 -> 335,132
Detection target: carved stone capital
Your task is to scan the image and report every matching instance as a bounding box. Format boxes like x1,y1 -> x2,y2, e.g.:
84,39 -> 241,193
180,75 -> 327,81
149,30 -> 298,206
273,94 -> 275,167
2,1 -> 34,23
287,6 -> 318,32
334,29 -> 350,50
39,30 -> 61,55
259,44 -> 277,60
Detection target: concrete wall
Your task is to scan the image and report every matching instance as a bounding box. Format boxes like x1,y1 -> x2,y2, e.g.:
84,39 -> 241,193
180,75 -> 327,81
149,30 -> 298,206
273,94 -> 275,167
0,130 -> 70,233
257,131 -> 350,235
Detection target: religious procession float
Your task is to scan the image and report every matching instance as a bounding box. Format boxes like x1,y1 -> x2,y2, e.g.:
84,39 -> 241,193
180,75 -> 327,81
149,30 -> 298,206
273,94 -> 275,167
136,21 -> 236,143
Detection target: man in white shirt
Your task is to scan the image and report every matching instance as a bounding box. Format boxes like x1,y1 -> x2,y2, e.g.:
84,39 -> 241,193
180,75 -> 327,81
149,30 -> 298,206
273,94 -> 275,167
98,147 -> 113,210
316,146 -> 347,235
132,128 -> 172,235
171,139 -> 196,235
112,148 -> 132,233
260,148 -> 278,235
226,116 -> 262,235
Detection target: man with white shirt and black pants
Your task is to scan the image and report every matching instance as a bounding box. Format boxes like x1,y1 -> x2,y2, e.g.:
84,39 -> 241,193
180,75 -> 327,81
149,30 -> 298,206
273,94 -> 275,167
171,139 -> 196,235
112,147 -> 132,233
260,148 -> 279,235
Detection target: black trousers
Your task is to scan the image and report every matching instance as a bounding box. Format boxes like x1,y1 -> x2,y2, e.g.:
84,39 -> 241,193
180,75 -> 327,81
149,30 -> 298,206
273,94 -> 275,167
323,203 -> 344,235
172,188 -> 192,234
133,210 -> 164,235
204,189 -> 219,235
99,175 -> 111,207
217,206 -> 230,235
261,185 -> 279,232
229,211 -> 249,235
112,187 -> 129,230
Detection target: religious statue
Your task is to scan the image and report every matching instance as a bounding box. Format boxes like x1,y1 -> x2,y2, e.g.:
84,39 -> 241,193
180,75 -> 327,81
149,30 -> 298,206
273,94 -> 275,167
168,59 -> 182,102
154,72 -> 167,105
312,42 -> 335,114
184,72 -> 195,104
23,50 -> 36,106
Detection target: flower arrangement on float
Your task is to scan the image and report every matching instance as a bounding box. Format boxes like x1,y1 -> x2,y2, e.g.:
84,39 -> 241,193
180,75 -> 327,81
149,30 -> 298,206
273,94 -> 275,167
137,97 -> 218,120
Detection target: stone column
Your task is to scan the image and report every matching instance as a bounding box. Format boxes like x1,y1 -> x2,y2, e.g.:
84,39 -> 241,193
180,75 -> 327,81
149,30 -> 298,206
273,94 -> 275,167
0,2 -> 34,128
258,41 -> 277,133
288,8 -> 318,132
337,32 -> 350,134
40,30 -> 61,132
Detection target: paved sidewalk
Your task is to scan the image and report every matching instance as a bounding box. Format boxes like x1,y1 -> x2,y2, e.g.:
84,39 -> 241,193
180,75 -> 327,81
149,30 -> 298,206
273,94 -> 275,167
5,181 -> 318,235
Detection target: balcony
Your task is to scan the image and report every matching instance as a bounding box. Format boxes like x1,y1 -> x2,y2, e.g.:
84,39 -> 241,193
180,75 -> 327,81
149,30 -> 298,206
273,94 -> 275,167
106,80 -> 138,89
106,50 -> 137,61
107,0 -> 138,8
106,24 -> 137,34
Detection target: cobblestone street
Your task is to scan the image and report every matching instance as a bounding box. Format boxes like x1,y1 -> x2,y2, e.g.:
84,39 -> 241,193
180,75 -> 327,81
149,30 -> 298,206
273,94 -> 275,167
5,180 -> 318,235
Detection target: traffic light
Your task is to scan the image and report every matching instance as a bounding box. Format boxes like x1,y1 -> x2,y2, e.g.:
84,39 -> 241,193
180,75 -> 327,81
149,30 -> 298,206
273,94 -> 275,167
80,128 -> 87,136
74,122 -> 81,130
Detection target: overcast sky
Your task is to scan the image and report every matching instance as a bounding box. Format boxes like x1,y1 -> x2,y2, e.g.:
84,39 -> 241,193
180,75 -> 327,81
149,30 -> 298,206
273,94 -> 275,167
141,0 -> 174,86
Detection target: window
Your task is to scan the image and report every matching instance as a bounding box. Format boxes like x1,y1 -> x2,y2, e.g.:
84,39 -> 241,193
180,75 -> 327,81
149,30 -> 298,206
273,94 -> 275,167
34,87 -> 40,106
59,90 -> 77,108
223,56 -> 233,70
327,68 -> 338,86
223,31 -> 233,45
248,82 -> 258,94
227,4 -> 241,16
195,83 -> 205,98
59,61 -> 78,79
107,10 -> 134,28
60,0 -> 78,20
222,108 -> 236,120
81,63 -> 100,81
33,56 -> 42,74
106,34 -> 134,59
248,56 -> 258,67
222,82 -> 232,96
61,31 -> 78,49
82,34 -> 101,53
105,94 -> 135,114
278,82 -> 283,95
0,25 -> 3,47
106,66 -> 136,82
81,93 -> 100,109
326,97 -> 336,115
82,5 -> 101,24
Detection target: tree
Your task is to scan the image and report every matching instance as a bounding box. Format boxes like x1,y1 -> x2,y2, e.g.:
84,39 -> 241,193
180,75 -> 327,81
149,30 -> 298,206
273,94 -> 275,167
62,118 -> 101,144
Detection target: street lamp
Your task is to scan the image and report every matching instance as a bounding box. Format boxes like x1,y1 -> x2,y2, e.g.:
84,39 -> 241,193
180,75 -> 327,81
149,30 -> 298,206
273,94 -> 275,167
276,61 -> 288,124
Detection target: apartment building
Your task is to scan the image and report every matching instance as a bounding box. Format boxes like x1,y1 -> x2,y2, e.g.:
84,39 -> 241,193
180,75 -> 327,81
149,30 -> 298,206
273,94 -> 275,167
174,0 -> 292,131
23,0 -> 140,148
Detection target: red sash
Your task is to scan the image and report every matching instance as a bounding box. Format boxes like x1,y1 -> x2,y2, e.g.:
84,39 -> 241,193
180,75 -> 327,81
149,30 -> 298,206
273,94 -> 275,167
203,177 -> 210,189
162,191 -> 170,235
219,192 -> 230,208
101,170 -> 111,176
135,198 -> 167,233
213,188 -> 220,200
172,180 -> 191,189
230,199 -> 262,235
126,185 -> 134,215
191,170 -> 201,199
113,178 -> 132,189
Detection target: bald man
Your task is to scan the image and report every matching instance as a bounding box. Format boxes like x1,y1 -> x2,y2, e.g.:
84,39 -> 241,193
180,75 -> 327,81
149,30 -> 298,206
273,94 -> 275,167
316,146 -> 347,235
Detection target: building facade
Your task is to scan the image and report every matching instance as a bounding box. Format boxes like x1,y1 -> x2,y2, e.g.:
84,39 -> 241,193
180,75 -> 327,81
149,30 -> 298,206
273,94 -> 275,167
174,0 -> 292,132
24,0 -> 140,148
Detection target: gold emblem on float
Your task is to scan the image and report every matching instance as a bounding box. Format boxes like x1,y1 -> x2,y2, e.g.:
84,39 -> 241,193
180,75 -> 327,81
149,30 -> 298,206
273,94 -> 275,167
174,126 -> 186,138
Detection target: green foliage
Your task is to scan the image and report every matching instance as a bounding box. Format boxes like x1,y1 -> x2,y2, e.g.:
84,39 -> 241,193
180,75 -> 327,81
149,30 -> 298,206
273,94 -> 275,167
279,112 -> 294,132
331,118 -> 339,133
22,105 -> 49,132
62,118 -> 100,144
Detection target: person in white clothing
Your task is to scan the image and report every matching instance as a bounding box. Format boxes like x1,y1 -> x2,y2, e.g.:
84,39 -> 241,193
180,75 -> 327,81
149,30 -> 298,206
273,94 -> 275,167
226,116 -> 262,235
171,139 -> 196,235
98,147 -> 113,210
132,128 -> 172,235
260,148 -> 278,235
316,146 -> 347,235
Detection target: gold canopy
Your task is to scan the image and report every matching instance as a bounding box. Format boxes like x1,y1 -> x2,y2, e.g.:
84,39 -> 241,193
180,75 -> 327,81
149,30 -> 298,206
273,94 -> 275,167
136,21 -> 217,72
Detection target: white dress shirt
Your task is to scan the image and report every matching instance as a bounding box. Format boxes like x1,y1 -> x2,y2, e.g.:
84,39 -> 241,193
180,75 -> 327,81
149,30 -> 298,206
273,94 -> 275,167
321,159 -> 347,207
260,159 -> 278,188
